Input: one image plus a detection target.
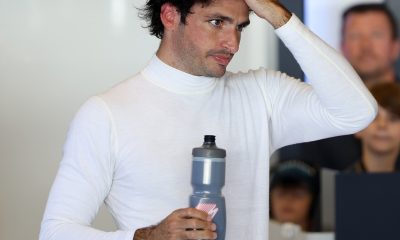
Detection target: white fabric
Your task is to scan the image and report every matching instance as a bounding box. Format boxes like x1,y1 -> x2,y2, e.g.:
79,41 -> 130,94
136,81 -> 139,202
40,15 -> 377,240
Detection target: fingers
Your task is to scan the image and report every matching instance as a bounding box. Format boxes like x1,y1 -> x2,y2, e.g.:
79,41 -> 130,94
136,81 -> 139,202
172,208 -> 216,231
178,217 -> 216,231
173,208 -> 211,221
184,229 -> 217,240
151,208 -> 217,240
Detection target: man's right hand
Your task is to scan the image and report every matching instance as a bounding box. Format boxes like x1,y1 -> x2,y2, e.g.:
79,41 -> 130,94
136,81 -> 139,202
133,208 -> 217,240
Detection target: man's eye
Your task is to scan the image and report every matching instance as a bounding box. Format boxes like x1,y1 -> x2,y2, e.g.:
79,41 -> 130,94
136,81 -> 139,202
371,31 -> 384,39
348,33 -> 361,40
209,19 -> 223,27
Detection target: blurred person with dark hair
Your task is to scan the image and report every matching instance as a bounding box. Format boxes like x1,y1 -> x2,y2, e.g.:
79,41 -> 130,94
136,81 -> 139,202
280,3 -> 400,170
349,82 -> 400,173
270,160 -> 319,232
341,3 -> 400,88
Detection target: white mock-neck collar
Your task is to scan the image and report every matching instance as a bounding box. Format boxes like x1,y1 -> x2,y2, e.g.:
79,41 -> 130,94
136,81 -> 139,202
141,55 -> 217,95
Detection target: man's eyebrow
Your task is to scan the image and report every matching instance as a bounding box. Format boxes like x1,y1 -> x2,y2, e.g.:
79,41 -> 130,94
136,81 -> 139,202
238,20 -> 251,29
205,14 -> 251,27
206,14 -> 234,23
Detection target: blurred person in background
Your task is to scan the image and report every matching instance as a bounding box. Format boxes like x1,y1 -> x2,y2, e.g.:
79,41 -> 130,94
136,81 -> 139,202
279,3 -> 400,170
270,160 -> 319,232
341,3 -> 400,88
349,82 -> 400,173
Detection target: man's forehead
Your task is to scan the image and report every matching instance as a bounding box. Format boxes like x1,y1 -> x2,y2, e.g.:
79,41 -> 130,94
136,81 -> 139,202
345,11 -> 391,23
343,11 -> 392,32
194,0 -> 250,19
205,0 -> 247,6
196,0 -> 250,12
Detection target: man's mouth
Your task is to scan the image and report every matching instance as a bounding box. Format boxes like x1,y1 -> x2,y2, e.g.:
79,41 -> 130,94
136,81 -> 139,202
212,54 -> 232,66
372,133 -> 392,142
358,52 -> 377,61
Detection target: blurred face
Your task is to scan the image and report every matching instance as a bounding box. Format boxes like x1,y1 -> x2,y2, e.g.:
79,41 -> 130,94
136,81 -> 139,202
341,11 -> 399,81
357,106 -> 400,155
271,186 -> 313,227
168,0 -> 250,77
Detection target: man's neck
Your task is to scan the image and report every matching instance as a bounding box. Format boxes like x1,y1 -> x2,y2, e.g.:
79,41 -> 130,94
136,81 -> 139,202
363,69 -> 397,88
156,42 -> 177,70
362,148 -> 398,173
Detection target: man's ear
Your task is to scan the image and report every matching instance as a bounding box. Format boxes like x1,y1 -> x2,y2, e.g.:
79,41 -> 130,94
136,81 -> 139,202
390,38 -> 400,62
160,3 -> 180,31
340,36 -> 347,56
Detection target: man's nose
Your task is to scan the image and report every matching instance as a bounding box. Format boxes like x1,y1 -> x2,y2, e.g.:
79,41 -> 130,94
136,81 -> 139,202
221,28 -> 240,54
376,115 -> 388,128
360,34 -> 373,48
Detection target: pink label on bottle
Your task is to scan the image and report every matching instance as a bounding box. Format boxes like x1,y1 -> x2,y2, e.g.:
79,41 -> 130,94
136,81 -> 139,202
195,203 -> 219,219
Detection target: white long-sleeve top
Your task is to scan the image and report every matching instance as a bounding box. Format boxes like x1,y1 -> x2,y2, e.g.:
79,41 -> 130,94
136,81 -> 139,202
40,15 -> 377,240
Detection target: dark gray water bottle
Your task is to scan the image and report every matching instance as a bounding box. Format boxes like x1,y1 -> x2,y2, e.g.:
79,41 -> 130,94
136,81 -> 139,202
190,135 -> 226,240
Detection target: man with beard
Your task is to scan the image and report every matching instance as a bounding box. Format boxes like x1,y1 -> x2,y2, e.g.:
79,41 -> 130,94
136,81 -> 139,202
280,3 -> 400,170
39,0 -> 377,239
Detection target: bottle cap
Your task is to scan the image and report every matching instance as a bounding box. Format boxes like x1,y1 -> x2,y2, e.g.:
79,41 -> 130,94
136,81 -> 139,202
192,135 -> 226,158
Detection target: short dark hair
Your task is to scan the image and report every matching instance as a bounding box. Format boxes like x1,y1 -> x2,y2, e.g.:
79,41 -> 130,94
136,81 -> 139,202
370,82 -> 400,118
270,160 -> 320,231
270,160 -> 318,195
139,0 -> 214,39
342,3 -> 398,40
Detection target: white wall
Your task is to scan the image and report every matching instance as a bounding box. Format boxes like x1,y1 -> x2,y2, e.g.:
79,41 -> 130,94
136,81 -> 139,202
0,1 -> 277,239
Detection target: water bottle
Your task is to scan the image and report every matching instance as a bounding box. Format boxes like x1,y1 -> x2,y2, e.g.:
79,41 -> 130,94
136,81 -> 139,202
190,135 -> 226,240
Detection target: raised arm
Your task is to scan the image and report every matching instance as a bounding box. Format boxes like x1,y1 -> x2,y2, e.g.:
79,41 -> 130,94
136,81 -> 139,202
245,0 -> 378,152
244,0 -> 292,29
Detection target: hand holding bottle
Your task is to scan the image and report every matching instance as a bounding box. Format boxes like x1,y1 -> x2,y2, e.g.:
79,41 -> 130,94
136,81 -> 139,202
133,208 -> 217,240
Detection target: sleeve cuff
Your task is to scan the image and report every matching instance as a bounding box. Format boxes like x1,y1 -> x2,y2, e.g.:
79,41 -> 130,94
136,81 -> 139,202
274,13 -> 304,40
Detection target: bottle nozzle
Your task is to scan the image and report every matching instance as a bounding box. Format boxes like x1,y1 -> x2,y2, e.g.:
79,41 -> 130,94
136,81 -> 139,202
204,135 -> 216,146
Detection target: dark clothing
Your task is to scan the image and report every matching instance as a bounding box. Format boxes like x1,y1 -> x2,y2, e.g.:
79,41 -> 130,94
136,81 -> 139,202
279,135 -> 400,170
279,135 -> 361,170
346,160 -> 367,173
346,159 -> 400,173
